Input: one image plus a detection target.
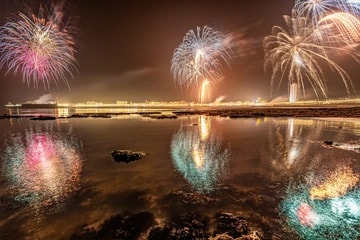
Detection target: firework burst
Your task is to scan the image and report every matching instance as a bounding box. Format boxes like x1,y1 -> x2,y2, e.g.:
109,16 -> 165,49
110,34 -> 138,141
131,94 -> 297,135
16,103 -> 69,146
171,26 -> 231,90
264,13 -> 354,100
294,0 -> 360,24
0,3 -> 77,89
318,12 -> 360,44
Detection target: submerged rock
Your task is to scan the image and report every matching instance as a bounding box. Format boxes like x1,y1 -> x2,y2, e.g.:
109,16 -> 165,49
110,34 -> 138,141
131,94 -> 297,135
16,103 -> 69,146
111,150 -> 146,163
72,211 -> 155,240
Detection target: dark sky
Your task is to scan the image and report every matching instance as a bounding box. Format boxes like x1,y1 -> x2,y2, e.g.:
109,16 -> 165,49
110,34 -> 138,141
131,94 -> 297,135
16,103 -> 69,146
0,0 -> 358,104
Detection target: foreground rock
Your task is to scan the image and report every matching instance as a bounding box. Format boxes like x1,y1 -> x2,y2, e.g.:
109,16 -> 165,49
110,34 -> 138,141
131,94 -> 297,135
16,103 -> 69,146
71,209 -> 264,240
148,212 -> 210,240
214,212 -> 249,238
110,150 -> 146,163
147,212 -> 263,240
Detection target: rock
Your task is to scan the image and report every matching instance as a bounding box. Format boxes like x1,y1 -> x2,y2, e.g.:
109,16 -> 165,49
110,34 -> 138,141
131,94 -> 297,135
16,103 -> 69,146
238,230 -> 264,240
214,212 -> 249,238
30,115 -> 57,120
322,140 -> 333,146
90,114 -> 111,118
209,233 -> 234,240
143,114 -> 178,119
69,114 -> 89,118
110,150 -> 146,163
148,212 -> 209,240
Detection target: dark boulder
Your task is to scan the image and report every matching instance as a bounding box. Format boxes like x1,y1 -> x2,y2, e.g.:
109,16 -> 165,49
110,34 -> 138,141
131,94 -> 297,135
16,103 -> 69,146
111,150 -> 146,163
322,140 -> 333,146
30,115 -> 57,120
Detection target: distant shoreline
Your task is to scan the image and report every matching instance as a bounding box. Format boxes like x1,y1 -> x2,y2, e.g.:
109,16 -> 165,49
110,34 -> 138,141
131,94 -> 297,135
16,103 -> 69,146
1,104 -> 360,119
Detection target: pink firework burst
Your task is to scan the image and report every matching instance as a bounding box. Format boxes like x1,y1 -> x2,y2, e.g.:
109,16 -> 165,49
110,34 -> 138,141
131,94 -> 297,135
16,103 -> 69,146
0,4 -> 77,89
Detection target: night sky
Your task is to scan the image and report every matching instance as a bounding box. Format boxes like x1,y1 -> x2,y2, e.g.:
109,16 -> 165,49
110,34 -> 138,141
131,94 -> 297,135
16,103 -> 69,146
0,0 -> 359,105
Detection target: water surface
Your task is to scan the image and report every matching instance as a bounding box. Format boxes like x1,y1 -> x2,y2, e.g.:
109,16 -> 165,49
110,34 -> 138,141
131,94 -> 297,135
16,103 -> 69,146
1,116 -> 360,239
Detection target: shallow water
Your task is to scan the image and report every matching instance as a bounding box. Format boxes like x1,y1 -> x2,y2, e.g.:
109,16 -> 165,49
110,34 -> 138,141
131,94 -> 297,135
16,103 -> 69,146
1,116 -> 360,239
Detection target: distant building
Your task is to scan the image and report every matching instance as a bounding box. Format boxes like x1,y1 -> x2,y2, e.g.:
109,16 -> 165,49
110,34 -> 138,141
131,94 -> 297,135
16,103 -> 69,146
116,101 -> 128,105
86,101 -> 103,106
289,83 -> 299,103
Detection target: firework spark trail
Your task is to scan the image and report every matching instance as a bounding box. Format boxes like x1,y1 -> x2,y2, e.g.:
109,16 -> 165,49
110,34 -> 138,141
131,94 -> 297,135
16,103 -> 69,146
171,26 -> 231,90
294,0 -> 360,24
199,79 -> 211,103
318,12 -> 360,44
264,14 -> 354,100
0,3 -> 77,89
295,0 -> 337,25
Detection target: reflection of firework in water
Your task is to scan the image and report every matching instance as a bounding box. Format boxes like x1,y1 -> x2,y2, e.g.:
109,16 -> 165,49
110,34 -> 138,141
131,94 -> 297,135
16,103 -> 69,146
296,203 -> 319,227
264,14 -> 354,99
0,3 -> 77,89
170,116 -> 230,193
2,125 -> 82,212
171,26 -> 231,101
281,165 -> 360,240
310,166 -> 359,200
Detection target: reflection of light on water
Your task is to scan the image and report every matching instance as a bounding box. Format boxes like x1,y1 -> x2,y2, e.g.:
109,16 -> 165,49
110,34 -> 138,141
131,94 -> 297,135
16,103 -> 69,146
272,118 -> 307,170
281,165 -> 360,240
2,125 -> 82,213
200,115 -> 210,141
171,116 -> 230,193
56,108 -> 69,117
192,143 -> 204,169
288,118 -> 295,138
310,166 -> 359,200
